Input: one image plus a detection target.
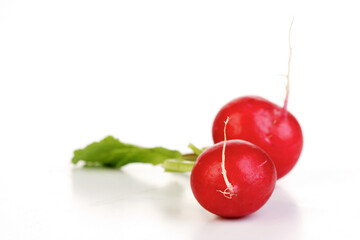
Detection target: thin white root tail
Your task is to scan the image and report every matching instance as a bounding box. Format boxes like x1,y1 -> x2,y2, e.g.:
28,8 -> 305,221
218,117 -> 236,199
283,17 -> 294,115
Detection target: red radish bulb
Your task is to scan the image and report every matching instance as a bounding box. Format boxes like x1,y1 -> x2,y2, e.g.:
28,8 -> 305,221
191,118 -> 276,217
212,96 -> 303,179
212,19 -> 302,179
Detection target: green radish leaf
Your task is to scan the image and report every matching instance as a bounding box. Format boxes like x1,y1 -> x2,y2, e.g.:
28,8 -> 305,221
72,136 -> 183,168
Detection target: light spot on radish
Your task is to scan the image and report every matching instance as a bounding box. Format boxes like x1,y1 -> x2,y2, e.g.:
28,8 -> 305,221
254,109 -> 273,134
236,159 -> 259,183
276,121 -> 293,140
265,134 -> 273,144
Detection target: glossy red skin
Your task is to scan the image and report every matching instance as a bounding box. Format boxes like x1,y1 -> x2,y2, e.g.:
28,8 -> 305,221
190,140 -> 276,217
212,96 -> 303,179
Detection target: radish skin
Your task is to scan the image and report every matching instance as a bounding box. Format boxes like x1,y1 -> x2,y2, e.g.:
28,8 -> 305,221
190,140 -> 276,217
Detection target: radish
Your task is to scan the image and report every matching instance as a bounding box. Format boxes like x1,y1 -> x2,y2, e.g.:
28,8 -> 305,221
191,118 -> 276,217
212,19 -> 303,179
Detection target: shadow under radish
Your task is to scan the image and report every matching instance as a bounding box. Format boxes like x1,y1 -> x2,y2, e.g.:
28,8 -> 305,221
193,185 -> 302,240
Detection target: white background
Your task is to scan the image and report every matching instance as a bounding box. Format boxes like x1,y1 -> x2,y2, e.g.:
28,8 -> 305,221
1,0 -> 360,239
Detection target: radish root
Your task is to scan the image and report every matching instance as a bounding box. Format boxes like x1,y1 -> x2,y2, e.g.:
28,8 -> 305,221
282,17 -> 294,117
217,117 -> 236,199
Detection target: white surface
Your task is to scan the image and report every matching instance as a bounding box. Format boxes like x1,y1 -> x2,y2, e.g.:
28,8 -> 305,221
1,1 -> 360,239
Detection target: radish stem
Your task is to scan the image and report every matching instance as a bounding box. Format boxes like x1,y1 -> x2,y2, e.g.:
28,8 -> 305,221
181,153 -> 198,161
162,159 -> 195,172
188,143 -> 203,156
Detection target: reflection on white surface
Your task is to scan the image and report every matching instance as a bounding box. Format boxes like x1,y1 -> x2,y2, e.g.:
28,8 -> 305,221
70,166 -> 202,218
71,167 -> 301,240
70,166 -> 209,240
194,186 -> 301,240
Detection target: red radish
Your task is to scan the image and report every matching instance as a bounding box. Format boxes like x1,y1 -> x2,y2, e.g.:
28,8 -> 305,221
212,19 -> 303,179
191,118 -> 276,217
